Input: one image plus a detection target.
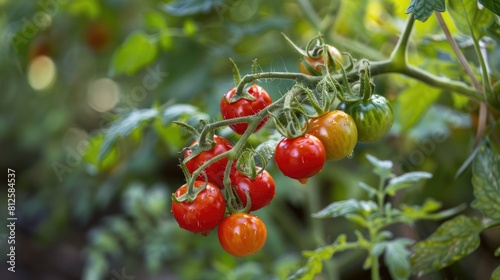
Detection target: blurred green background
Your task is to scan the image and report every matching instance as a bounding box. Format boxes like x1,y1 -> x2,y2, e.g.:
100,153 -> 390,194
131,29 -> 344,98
1,0 -> 499,279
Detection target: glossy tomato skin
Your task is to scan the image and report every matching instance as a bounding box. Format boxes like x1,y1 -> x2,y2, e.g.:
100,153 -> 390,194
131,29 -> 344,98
220,84 -> 272,135
308,110 -> 358,161
274,134 -> 326,183
341,95 -> 393,143
171,181 -> 226,234
299,45 -> 343,76
218,213 -> 267,257
184,135 -> 233,188
231,168 -> 276,212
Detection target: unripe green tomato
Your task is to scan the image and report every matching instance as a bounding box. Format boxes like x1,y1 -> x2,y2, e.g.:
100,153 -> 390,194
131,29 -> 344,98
339,94 -> 393,143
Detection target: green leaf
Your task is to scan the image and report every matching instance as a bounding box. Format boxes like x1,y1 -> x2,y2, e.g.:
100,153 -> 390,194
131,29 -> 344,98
288,235 -> 356,280
492,266 -> 500,280
288,247 -> 334,280
162,104 -> 204,125
400,198 -> 442,219
397,82 -> 441,131
98,109 -> 158,161
145,12 -> 167,31
162,0 -> 224,16
485,20 -> 500,44
82,250 -> 108,280
449,0 -> 495,37
405,0 -> 446,22
83,134 -> 119,171
479,0 -> 500,17
154,119 -> 184,152
411,215 -> 483,276
471,144 -> 500,219
385,171 -> 432,196
358,182 -> 377,198
255,139 -> 279,168
365,154 -> 395,180
110,31 -> 158,76
312,199 -> 377,219
374,239 -> 413,280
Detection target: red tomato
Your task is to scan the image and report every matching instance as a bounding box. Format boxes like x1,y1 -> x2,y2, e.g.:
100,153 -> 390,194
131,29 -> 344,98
231,168 -> 276,212
274,134 -> 326,184
307,110 -> 358,160
171,181 -> 226,235
184,135 -> 234,188
220,84 -> 272,135
218,213 -> 267,257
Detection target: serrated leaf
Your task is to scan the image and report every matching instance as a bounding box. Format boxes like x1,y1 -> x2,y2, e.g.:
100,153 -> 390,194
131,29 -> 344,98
385,171 -> 432,196
479,0 -> 500,17
98,109 -> 158,161
375,239 -> 414,280
411,215 -> 483,276
449,0 -> 495,37
471,144 -> 500,219
492,266 -> 500,280
110,32 -> 158,76
366,154 -> 395,179
312,199 -> 377,219
397,82 -> 441,131
162,0 -> 224,16
406,0 -> 446,22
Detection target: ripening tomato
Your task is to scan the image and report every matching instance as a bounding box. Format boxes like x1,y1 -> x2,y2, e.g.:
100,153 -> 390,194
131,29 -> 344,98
307,110 -> 358,161
299,45 -> 343,76
231,168 -> 276,212
171,181 -> 226,235
218,213 -> 267,257
220,84 -> 272,135
274,134 -> 326,184
184,135 -> 234,188
340,95 -> 393,143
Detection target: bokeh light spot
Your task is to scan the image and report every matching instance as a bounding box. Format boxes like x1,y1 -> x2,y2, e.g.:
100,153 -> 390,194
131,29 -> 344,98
28,55 -> 57,91
87,78 -> 120,112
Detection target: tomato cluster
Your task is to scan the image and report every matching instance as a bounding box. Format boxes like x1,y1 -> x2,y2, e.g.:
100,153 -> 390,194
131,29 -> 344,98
172,40 -> 395,256
173,133 -> 274,256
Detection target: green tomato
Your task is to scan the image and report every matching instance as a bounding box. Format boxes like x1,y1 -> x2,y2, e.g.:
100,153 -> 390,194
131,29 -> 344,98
339,94 -> 393,143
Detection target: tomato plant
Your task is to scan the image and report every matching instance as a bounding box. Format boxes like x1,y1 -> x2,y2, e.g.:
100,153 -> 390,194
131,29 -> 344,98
307,110 -> 358,161
231,168 -> 276,212
171,181 -> 226,235
184,135 -> 234,188
14,0 -> 499,279
274,134 -> 326,184
220,84 -> 272,135
339,94 -> 394,143
218,212 -> 267,257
